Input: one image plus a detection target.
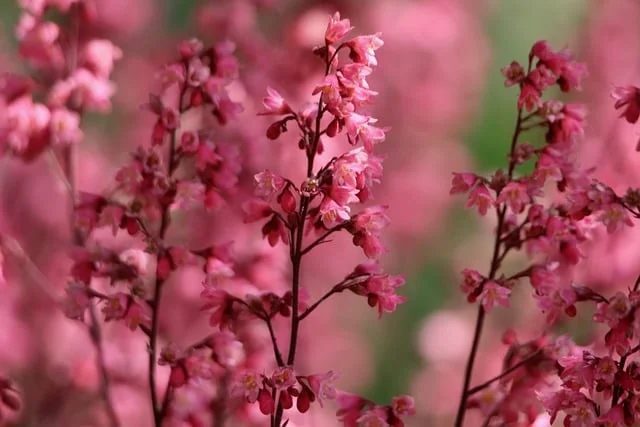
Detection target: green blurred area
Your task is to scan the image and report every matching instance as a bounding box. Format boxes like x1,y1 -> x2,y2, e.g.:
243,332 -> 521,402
0,0 -> 591,406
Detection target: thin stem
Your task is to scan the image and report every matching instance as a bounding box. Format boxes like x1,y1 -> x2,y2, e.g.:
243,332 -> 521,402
298,286 -> 341,321
612,344 -> 640,406
148,86 -> 185,426
265,315 -> 285,367
300,226 -> 342,256
285,199 -> 308,367
454,101 -> 525,427
466,350 -> 541,396
271,42 -> 331,427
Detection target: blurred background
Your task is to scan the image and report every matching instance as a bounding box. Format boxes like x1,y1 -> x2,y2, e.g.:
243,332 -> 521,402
1,0 -> 640,426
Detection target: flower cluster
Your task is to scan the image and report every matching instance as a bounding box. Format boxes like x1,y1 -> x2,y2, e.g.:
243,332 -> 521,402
450,41 -> 640,426
205,12 -> 411,425
1,1 -> 121,160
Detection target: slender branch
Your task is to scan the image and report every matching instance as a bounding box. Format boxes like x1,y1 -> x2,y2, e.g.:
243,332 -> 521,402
454,95 -> 525,426
148,86 -> 186,426
298,286 -> 341,321
300,225 -> 343,256
265,315 -> 285,367
612,344 -> 640,406
271,40 -> 332,427
466,350 -> 541,396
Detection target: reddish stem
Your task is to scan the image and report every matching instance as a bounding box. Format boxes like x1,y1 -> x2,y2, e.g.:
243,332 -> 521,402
148,85 -> 187,427
453,102 -> 525,426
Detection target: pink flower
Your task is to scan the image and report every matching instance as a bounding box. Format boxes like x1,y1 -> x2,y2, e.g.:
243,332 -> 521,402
118,248 -> 149,276
178,38 -> 204,59
319,198 -> 351,228
235,371 -> 262,403
450,172 -> 478,194
598,203 -> 633,234
611,85 -> 640,124
460,268 -> 484,296
501,61 -> 525,87
82,39 -> 122,78
186,57 -> 211,87
364,273 -> 407,317
254,170 -> 285,199
200,287 -> 238,330
497,181 -> 530,214
49,108 -> 82,145
478,280 -> 510,312
518,83 -> 542,111
336,392 -> 371,426
325,12 -> 353,45
259,87 -> 293,115
357,408 -> 389,427
391,395 -> 416,418
49,69 -> 116,112
301,371 -> 338,407
345,112 -> 386,153
270,366 -> 296,391
346,34 -> 384,67
180,130 -> 200,153
466,183 -> 494,216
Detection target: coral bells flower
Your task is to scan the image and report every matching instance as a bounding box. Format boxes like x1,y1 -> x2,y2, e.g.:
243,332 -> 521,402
363,273 -> 407,317
235,371 -> 262,403
450,172 -> 479,194
325,12 -> 353,45
254,170 -> 285,199
501,61 -> 525,87
346,34 -> 384,67
259,87 -> 293,116
270,366 -> 296,390
349,206 -> 390,258
200,287 -> 239,330
465,183 -> 494,216
391,395 -> 416,418
299,371 -> 338,407
611,85 -> 640,124
478,280 -> 511,312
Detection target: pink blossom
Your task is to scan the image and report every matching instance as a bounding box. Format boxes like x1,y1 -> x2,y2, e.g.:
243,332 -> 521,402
259,87 -> 293,116
49,69 -> 116,112
518,83 -> 542,111
465,183 -> 494,216
478,280 -> 511,312
186,57 -> 211,87
364,273 -> 407,317
450,172 -> 478,194
82,40 -> 122,78
346,34 -> 384,67
301,371 -> 338,407
356,408 -> 389,427
49,108 -> 83,146
345,112 -> 386,153
253,170 -> 285,199
325,12 -> 353,45
236,371 -> 262,403
391,395 -> 416,417
270,366 -> 296,391
611,85 -> 640,124
319,198 -> 351,228
501,61 -> 525,87
498,181 -> 530,214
